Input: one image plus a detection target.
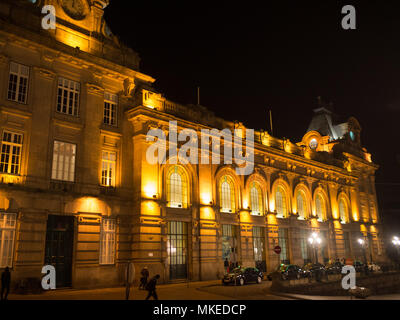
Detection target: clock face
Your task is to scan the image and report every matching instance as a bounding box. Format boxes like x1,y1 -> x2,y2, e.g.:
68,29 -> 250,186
62,0 -> 86,20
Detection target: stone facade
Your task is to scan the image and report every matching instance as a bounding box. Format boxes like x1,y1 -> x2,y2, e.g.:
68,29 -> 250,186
0,0 -> 386,289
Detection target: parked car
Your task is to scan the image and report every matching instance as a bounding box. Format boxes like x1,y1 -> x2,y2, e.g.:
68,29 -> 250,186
325,261 -> 344,274
303,263 -> 327,279
222,267 -> 263,286
353,261 -> 366,272
267,264 -> 306,281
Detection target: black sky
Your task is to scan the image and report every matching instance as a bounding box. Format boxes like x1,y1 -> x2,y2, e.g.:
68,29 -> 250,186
104,1 -> 400,204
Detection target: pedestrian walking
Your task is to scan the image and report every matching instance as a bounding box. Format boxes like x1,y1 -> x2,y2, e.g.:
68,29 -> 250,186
145,274 -> 160,300
1,267 -> 11,301
140,267 -> 149,290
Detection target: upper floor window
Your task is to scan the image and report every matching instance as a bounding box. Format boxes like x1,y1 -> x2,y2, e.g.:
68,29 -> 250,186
103,92 -> 118,126
166,166 -> 188,208
339,198 -> 348,224
250,182 -> 263,216
0,131 -> 23,175
51,141 -> 76,182
0,212 -> 17,268
275,186 -> 287,218
296,191 -> 307,219
8,62 -> 29,104
57,78 -> 80,116
99,218 -> 116,265
219,175 -> 235,213
101,150 -> 116,187
315,194 -> 326,221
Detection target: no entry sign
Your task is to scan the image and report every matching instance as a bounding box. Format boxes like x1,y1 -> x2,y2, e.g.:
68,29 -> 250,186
274,246 -> 281,254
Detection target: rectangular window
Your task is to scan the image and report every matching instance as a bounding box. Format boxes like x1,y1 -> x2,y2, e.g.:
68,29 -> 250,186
299,229 -> 310,263
0,213 -> 17,268
101,151 -> 116,187
8,62 -> 29,104
103,92 -> 118,126
100,218 -> 116,265
321,230 -> 329,263
0,131 -> 23,175
167,221 -> 188,280
222,224 -> 238,264
253,226 -> 266,272
57,78 -> 80,116
51,141 -> 76,182
278,228 -> 290,264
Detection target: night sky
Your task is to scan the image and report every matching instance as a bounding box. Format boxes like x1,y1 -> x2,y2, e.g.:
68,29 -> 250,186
104,1 -> 400,227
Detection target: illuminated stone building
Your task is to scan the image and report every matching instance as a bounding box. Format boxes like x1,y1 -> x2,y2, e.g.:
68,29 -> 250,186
0,0 -> 386,289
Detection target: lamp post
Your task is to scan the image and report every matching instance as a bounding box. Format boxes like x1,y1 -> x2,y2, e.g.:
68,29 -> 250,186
308,232 -> 322,264
392,236 -> 400,270
357,238 -> 367,265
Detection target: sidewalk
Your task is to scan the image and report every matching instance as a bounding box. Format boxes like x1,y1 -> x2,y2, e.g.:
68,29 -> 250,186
7,280 -> 230,300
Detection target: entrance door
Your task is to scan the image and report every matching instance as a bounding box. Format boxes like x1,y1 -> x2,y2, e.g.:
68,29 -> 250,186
167,221 -> 188,280
44,215 -> 74,288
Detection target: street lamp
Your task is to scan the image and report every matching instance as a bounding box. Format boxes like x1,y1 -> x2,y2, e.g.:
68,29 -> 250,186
357,238 -> 367,265
308,232 -> 322,264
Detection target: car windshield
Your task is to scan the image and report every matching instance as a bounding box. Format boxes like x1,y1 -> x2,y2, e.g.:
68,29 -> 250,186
231,267 -> 245,273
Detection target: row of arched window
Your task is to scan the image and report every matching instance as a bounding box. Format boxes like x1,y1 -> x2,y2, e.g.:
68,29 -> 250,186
164,166 -> 350,223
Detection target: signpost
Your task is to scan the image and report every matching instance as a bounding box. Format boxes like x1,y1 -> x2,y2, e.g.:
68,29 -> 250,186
125,261 -> 135,300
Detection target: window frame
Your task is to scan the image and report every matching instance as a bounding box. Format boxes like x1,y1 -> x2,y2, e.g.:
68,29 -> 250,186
219,175 -> 236,213
0,212 -> 17,268
250,182 -> 263,216
0,130 -> 23,175
51,140 -> 77,182
7,61 -> 29,104
166,166 -> 188,209
99,218 -> 116,265
103,92 -> 118,126
56,77 -> 81,117
101,150 -> 116,187
275,186 -> 287,218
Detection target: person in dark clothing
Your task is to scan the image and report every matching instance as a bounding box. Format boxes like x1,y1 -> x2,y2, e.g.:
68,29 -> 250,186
224,258 -> 229,273
140,267 -> 149,290
1,267 -> 11,300
145,274 -> 160,300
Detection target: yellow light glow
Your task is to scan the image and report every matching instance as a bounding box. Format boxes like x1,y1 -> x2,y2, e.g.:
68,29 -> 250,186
81,197 -> 101,213
141,200 -> 159,215
333,220 -> 342,229
200,206 -> 214,220
310,218 -> 319,228
200,192 -> 212,205
240,210 -> 251,223
269,200 -> 275,213
143,183 -> 157,198
267,214 -> 277,225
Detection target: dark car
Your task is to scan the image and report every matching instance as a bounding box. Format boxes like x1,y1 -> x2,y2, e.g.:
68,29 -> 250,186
325,261 -> 344,274
222,267 -> 263,286
303,263 -> 327,279
267,264 -> 306,281
353,261 -> 366,273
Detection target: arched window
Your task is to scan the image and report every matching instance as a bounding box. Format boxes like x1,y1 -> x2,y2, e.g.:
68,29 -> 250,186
339,198 -> 348,223
315,194 -> 326,221
296,191 -> 307,219
250,182 -> 263,216
219,176 -> 235,213
166,166 -> 188,208
275,186 -> 287,218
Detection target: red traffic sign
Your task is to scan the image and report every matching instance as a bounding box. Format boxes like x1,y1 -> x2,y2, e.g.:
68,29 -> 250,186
274,246 -> 281,254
